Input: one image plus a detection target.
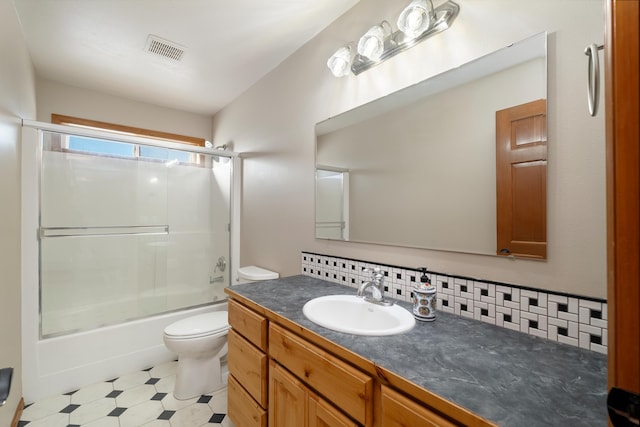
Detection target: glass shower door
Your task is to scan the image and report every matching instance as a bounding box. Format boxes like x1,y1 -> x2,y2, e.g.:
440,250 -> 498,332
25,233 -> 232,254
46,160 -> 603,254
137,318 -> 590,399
39,130 -> 231,337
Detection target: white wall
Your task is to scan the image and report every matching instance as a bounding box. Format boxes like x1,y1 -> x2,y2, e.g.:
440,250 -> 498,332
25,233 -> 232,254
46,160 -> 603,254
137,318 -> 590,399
212,0 -> 607,298
36,77 -> 213,141
0,0 -> 36,422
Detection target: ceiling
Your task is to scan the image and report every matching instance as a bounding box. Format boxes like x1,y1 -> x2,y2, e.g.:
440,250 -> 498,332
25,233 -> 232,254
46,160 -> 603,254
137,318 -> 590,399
12,0 -> 359,116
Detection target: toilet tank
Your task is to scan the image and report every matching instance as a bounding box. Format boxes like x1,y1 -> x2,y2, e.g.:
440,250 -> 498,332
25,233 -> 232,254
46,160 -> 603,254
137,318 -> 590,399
237,266 -> 279,284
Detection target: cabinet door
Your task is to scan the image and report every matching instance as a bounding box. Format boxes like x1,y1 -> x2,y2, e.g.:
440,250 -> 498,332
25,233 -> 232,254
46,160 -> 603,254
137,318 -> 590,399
381,385 -> 458,427
269,360 -> 307,427
308,392 -> 358,427
269,323 -> 372,426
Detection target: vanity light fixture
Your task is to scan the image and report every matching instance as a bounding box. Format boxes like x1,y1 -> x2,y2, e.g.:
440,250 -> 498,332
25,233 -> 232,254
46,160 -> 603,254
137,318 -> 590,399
327,44 -> 355,77
397,0 -> 436,39
327,0 -> 459,77
357,21 -> 393,61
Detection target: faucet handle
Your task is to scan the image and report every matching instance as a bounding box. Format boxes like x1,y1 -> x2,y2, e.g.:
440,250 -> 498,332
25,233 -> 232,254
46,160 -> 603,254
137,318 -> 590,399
364,268 -> 385,283
364,267 -> 382,277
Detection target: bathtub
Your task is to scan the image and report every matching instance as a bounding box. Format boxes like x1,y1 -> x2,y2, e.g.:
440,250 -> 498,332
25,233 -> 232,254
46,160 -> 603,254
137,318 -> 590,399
22,300 -> 228,403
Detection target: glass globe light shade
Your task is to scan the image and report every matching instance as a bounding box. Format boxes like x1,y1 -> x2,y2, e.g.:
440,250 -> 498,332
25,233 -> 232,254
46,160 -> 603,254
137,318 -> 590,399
397,0 -> 435,39
357,24 -> 387,61
327,45 -> 354,77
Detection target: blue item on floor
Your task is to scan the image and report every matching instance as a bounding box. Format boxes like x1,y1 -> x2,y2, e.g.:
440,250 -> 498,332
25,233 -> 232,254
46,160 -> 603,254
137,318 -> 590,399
0,367 -> 13,407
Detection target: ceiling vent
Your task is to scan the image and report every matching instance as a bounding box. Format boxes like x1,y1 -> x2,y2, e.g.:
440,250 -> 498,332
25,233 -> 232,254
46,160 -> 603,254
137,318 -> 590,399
144,35 -> 186,62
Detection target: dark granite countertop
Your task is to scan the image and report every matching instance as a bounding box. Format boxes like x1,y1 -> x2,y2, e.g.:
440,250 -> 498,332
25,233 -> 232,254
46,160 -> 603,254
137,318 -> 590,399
228,275 -> 607,427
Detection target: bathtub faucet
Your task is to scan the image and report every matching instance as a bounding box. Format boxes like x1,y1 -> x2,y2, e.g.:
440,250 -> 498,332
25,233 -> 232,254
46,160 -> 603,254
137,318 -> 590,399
214,256 -> 226,273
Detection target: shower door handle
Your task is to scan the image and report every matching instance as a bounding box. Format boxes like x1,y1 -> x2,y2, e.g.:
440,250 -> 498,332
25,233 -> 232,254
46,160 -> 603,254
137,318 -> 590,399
584,43 -> 603,117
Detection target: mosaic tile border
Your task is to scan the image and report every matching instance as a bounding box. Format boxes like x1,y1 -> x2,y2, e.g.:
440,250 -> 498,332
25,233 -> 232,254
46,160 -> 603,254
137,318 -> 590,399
301,251 -> 607,355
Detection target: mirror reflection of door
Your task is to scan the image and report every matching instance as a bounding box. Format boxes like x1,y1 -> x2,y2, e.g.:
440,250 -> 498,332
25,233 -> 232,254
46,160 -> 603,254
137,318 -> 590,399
496,99 -> 547,259
315,169 -> 349,240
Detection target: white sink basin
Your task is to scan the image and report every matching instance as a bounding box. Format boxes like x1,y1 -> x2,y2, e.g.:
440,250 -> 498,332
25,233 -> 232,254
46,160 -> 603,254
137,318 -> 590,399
302,295 -> 415,336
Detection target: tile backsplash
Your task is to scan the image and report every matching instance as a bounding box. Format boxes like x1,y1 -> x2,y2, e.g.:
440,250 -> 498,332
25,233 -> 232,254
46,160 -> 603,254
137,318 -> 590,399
301,251 -> 607,355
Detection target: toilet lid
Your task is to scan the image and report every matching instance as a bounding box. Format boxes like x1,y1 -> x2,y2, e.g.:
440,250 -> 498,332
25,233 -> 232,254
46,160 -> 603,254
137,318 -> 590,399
164,312 -> 229,339
238,266 -> 279,281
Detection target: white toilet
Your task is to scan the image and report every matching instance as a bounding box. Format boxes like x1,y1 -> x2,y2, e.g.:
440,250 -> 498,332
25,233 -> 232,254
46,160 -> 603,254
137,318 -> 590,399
237,265 -> 279,284
163,311 -> 230,400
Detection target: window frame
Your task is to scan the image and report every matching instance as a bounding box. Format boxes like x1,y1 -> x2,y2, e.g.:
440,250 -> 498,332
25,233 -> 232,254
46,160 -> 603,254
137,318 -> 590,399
50,114 -> 207,166
51,114 -> 206,147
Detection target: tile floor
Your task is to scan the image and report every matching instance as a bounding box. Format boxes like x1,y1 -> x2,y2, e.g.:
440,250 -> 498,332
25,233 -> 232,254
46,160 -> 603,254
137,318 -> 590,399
18,361 -> 235,427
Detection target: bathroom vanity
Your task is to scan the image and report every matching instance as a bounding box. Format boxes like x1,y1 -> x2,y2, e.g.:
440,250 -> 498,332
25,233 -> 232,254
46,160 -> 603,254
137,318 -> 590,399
225,276 -> 607,427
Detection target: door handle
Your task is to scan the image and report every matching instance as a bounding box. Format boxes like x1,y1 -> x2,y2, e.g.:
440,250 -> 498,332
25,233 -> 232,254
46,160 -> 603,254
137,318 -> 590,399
584,43 -> 603,117
608,387 -> 640,426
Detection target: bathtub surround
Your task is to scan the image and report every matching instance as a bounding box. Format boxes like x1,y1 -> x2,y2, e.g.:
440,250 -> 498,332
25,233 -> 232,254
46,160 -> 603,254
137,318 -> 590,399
302,252 -> 608,355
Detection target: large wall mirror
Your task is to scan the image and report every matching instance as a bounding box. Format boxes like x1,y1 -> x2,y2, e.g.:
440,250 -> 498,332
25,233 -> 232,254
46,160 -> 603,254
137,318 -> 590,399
315,32 -> 547,256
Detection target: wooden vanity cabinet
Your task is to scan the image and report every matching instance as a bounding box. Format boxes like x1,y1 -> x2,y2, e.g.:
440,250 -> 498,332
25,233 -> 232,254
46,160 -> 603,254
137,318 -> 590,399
227,299 -> 268,427
226,295 -> 492,427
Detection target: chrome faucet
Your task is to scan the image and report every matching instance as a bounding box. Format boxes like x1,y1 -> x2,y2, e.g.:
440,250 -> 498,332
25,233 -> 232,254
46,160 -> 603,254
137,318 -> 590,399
357,268 -> 394,306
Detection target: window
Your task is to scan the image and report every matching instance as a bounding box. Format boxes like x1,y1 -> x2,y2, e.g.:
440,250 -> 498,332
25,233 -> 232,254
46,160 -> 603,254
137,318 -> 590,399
53,114 -> 204,165
65,135 -> 197,165
68,136 -> 133,157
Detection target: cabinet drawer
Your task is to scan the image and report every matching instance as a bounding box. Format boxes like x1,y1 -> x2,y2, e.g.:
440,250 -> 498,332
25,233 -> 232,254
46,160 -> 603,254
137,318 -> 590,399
228,374 -> 267,427
228,329 -> 268,408
228,299 -> 268,351
381,385 -> 459,427
269,323 -> 373,426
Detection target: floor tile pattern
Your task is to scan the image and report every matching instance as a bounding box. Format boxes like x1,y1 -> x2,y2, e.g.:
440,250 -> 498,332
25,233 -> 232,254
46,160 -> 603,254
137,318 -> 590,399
18,361 -> 235,427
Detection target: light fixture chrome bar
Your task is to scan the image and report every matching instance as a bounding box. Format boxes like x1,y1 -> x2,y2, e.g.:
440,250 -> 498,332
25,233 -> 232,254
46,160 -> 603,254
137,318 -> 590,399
39,225 -> 169,239
351,0 -> 459,75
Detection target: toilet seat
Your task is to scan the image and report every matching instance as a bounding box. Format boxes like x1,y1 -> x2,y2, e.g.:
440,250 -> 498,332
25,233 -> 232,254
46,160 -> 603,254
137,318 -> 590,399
164,312 -> 229,339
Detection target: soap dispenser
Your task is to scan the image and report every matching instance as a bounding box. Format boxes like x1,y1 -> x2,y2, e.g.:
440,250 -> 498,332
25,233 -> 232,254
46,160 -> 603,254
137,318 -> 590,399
413,267 -> 436,321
